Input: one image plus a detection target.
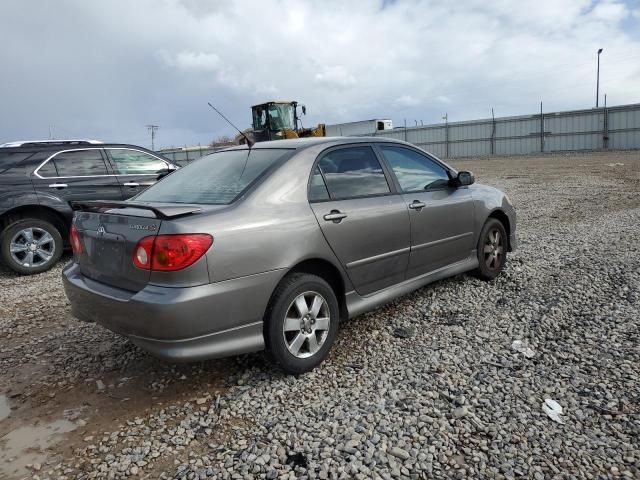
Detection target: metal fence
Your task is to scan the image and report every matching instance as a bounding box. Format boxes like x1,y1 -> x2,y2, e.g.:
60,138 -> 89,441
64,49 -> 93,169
158,145 -> 228,166
369,103 -> 640,158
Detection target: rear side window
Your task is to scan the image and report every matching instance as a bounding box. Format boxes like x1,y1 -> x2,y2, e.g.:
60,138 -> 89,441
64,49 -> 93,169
135,149 -> 291,205
36,160 -> 58,177
380,146 -> 450,192
44,150 -> 108,177
308,166 -> 330,202
107,149 -> 168,175
317,146 -> 390,200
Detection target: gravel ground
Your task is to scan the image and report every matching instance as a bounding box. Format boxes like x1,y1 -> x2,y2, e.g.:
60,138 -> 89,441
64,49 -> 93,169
0,150 -> 639,479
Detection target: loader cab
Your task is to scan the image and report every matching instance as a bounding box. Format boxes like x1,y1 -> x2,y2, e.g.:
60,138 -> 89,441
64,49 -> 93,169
251,101 -> 298,141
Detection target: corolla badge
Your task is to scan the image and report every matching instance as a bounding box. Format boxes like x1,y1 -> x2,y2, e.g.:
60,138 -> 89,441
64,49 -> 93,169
129,224 -> 157,231
97,226 -> 106,235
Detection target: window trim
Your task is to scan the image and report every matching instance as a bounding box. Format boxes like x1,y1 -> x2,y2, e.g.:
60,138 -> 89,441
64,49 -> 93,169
105,148 -> 173,176
307,143 -> 398,203
33,147 -> 175,179
374,143 -> 456,194
32,148 -> 112,179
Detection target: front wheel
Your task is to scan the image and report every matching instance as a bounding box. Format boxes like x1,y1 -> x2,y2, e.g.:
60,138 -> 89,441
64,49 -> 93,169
265,273 -> 340,374
0,218 -> 63,275
473,218 -> 507,281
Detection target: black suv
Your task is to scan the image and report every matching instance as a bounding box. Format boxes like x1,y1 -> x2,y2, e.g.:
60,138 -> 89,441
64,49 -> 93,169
0,140 -> 178,274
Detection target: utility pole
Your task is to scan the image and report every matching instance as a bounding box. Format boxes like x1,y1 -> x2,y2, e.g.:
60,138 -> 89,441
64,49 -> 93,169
596,48 -> 603,108
146,124 -> 159,150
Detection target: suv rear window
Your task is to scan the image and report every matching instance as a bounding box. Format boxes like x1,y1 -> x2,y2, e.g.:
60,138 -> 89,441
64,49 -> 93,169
135,149 -> 291,205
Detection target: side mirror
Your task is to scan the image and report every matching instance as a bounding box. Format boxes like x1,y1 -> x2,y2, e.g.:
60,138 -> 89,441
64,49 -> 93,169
455,171 -> 474,187
302,105 -> 307,115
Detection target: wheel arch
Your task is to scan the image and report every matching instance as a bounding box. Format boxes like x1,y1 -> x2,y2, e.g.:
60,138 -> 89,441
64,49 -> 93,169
269,257 -> 349,322
487,209 -> 511,251
0,205 -> 70,244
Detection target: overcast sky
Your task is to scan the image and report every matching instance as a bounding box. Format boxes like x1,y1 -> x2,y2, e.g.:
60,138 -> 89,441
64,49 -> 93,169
1,0 -> 639,149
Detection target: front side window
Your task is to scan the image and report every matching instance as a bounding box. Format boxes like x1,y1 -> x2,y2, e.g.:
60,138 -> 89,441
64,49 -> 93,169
135,148 -> 291,205
317,146 -> 390,200
107,149 -> 168,175
380,145 -> 450,192
47,150 -> 108,177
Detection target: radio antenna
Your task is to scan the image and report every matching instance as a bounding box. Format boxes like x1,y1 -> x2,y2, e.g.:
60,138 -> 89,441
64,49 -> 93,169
207,102 -> 253,148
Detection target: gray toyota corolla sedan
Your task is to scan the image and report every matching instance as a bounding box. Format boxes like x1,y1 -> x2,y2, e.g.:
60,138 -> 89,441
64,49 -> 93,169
63,137 -> 516,373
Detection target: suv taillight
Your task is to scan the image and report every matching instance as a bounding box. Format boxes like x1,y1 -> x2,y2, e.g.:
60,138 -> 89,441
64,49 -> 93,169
133,234 -> 213,271
70,224 -> 83,255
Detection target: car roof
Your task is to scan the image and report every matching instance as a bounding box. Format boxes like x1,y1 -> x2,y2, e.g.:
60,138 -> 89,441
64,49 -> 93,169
223,136 -> 408,151
0,141 -> 157,152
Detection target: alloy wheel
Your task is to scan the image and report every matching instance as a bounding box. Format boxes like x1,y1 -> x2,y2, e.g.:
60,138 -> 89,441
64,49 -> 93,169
483,228 -> 504,271
282,291 -> 331,359
9,227 -> 56,269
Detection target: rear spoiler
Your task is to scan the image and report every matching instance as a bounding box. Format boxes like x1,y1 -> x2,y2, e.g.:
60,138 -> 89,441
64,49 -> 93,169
71,201 -> 202,220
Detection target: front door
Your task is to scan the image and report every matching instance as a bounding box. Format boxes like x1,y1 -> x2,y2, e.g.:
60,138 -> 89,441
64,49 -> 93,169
377,144 -> 475,278
104,148 -> 174,199
308,145 -> 410,296
31,148 -> 124,204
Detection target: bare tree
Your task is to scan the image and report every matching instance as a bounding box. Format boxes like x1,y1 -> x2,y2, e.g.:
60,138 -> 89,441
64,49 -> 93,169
211,135 -> 233,146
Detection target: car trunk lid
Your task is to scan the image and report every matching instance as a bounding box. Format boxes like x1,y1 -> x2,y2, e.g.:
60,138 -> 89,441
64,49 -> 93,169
72,201 -> 203,292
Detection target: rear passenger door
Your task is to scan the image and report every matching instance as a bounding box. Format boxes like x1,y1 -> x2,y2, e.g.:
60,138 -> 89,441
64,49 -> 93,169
31,149 -> 124,203
377,145 -> 475,277
308,145 -> 410,296
104,148 -> 174,198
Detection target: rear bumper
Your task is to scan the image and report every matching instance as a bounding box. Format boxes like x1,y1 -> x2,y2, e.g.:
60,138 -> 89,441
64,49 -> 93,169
62,262 -> 285,362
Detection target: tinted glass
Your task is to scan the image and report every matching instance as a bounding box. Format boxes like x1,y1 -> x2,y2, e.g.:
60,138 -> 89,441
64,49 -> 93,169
37,160 -> 58,177
308,166 -> 330,202
53,150 -> 108,177
135,149 -> 291,205
317,146 -> 390,199
108,149 -> 168,175
380,146 -> 450,192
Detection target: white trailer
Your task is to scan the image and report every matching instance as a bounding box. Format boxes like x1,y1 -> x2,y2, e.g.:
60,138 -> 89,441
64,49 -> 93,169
326,119 -> 393,137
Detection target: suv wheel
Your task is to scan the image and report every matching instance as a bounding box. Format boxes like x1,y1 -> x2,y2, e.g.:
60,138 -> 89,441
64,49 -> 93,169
265,273 -> 340,374
473,218 -> 508,280
0,218 -> 63,275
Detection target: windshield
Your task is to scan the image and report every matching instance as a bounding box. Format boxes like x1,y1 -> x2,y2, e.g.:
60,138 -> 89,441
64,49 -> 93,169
252,103 -> 295,131
134,149 -> 292,205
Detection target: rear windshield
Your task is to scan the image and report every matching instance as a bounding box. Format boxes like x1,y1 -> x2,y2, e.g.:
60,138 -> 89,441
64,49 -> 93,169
134,148 -> 292,205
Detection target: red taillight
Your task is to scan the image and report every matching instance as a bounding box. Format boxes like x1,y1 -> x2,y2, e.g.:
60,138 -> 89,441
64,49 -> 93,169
70,224 -> 83,255
133,234 -> 213,271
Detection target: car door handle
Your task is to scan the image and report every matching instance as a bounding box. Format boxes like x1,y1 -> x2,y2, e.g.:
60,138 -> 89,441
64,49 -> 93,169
323,210 -> 348,223
123,182 -> 139,187
48,183 -> 68,189
409,200 -> 426,210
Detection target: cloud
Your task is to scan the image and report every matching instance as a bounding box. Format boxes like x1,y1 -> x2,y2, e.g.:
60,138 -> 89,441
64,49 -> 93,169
0,0 -> 639,148
314,66 -> 357,88
164,51 -> 221,72
394,95 -> 421,108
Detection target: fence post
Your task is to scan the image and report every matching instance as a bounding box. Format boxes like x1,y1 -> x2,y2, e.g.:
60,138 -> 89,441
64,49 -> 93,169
540,102 -> 544,153
443,113 -> 449,158
490,108 -> 496,155
603,94 -> 609,149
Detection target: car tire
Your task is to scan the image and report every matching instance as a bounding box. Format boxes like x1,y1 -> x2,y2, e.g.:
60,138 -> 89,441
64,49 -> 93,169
265,273 -> 340,375
473,218 -> 508,281
0,218 -> 63,275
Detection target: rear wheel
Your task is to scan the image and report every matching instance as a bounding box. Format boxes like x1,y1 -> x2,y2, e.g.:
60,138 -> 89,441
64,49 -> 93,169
265,273 -> 339,374
473,218 -> 507,280
0,218 -> 63,275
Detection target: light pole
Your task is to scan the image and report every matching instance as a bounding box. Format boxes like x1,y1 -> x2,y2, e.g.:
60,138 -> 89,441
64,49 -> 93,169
596,48 -> 603,108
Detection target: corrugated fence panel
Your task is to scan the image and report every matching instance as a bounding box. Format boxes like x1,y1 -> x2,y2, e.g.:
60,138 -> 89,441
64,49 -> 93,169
343,103 -> 640,157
